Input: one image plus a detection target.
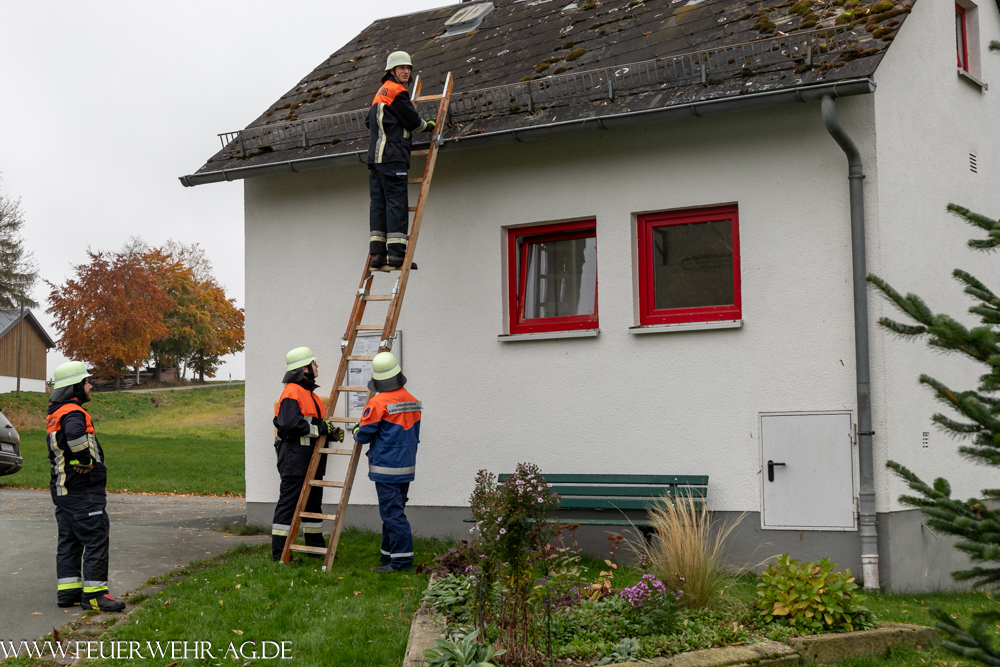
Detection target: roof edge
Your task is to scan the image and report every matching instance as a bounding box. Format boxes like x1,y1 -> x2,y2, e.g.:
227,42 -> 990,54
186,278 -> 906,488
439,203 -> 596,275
179,78 -> 875,188
0,309 -> 56,348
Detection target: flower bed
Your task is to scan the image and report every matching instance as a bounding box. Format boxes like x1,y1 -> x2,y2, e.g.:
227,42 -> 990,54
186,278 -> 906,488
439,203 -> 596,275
419,464 -> 881,667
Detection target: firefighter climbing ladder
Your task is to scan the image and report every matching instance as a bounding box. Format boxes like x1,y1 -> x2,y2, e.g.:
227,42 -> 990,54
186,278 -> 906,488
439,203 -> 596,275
280,73 -> 454,570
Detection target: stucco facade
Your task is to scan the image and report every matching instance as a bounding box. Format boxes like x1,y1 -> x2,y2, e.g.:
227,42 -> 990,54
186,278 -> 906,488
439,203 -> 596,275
241,0 -> 1000,590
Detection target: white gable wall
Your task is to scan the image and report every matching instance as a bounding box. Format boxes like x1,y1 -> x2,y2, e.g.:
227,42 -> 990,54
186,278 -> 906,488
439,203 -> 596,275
870,0 -> 1000,514
245,97 -> 879,515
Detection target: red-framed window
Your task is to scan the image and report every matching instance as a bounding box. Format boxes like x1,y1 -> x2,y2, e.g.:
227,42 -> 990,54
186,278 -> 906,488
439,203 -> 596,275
637,205 -> 741,326
507,219 -> 598,334
956,4 -> 969,71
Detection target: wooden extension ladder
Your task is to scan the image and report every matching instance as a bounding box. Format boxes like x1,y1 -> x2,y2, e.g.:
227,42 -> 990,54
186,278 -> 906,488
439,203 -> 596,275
280,72 -> 454,570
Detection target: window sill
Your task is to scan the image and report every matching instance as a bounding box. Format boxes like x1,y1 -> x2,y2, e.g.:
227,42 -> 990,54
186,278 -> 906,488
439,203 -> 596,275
629,320 -> 743,335
958,68 -> 988,91
498,329 -> 600,342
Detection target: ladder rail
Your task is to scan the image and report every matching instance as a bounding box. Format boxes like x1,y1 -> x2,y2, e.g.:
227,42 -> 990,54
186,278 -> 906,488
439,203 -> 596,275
281,72 -> 452,571
279,263 -> 374,565
382,72 -> 454,348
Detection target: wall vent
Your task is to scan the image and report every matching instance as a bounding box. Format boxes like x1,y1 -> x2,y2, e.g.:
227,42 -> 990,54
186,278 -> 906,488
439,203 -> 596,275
441,2 -> 494,37
922,432 -> 929,449
970,152 -> 978,174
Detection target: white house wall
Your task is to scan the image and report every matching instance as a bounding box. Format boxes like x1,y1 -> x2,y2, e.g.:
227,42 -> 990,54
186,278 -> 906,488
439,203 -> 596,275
245,97 -> 879,519
870,0 -> 1000,513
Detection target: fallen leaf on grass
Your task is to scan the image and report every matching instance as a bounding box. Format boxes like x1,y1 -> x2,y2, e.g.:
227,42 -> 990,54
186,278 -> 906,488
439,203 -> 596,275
165,662 -> 179,667
353,591 -> 362,597
219,600 -> 224,605
235,584 -> 241,589
232,629 -> 243,635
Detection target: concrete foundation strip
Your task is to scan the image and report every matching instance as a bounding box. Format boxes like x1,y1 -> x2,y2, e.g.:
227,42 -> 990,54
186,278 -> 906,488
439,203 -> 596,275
402,575 -> 939,667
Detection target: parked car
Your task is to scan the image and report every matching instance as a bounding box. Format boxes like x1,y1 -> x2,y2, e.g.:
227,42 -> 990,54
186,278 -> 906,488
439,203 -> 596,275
0,410 -> 23,476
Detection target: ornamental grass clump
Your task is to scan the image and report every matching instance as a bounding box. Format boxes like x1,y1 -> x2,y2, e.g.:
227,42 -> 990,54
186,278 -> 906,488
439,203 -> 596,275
631,497 -> 742,609
756,555 -> 872,632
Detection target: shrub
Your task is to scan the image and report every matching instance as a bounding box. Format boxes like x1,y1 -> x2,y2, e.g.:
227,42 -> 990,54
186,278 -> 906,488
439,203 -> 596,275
630,498 -> 743,609
423,574 -> 474,619
421,539 -> 482,576
423,630 -> 505,667
756,555 -> 872,632
468,464 -> 561,663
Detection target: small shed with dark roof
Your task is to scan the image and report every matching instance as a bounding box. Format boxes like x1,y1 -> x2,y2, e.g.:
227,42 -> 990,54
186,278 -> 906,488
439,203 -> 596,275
0,309 -> 55,387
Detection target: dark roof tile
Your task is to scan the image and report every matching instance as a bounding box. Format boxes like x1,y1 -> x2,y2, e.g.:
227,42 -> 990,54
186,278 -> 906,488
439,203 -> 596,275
189,0 -> 915,177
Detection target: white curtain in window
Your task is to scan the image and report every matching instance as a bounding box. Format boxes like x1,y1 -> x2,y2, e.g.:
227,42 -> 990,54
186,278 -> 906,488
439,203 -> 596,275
523,237 -> 596,319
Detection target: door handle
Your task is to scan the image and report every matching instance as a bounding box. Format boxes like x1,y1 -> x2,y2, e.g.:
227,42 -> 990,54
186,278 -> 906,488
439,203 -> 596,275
767,460 -> 786,482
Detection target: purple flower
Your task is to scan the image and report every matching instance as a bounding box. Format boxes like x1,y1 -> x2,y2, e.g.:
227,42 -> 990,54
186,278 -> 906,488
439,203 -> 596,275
499,528 -> 506,535
537,498 -> 544,503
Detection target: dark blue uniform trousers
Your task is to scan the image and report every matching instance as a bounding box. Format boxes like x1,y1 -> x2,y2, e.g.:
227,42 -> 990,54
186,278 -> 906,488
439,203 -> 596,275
54,493 -> 110,605
368,162 -> 410,258
375,482 -> 413,569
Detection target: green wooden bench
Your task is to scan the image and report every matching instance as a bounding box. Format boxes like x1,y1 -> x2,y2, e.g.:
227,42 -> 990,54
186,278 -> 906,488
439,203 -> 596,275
464,474 -> 708,531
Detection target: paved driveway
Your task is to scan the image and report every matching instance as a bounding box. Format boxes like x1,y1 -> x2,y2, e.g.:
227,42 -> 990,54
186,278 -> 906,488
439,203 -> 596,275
0,488 -> 267,646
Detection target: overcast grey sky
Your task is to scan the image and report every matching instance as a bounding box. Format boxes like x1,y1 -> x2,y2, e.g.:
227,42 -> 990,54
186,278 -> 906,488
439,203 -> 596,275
1,0 -> 443,382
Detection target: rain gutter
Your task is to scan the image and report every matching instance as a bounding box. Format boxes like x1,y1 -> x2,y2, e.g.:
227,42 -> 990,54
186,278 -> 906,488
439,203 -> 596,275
179,78 -> 875,187
821,95 -> 879,590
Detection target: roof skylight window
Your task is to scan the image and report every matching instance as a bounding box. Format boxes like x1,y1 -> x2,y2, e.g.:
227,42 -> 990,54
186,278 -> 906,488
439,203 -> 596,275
441,2 -> 494,37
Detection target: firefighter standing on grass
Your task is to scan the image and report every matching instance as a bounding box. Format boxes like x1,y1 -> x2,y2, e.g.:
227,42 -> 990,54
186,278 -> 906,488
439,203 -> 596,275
47,361 -> 125,612
353,351 -> 421,573
271,347 -> 344,561
365,51 -> 438,269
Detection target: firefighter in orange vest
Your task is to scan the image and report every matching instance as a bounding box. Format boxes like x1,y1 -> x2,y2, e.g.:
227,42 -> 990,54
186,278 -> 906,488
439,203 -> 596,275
47,361 -> 125,612
352,351 -> 421,573
365,50 -> 437,269
271,347 -> 343,561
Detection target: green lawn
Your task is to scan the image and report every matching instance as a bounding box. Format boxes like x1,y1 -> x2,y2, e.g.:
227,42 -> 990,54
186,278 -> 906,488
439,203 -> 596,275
0,529 -> 451,667
0,386 -> 245,495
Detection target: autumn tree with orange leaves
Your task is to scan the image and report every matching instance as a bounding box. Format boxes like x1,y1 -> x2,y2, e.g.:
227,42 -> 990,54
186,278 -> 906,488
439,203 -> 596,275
47,240 -> 244,386
47,247 -> 173,388
150,241 -> 244,382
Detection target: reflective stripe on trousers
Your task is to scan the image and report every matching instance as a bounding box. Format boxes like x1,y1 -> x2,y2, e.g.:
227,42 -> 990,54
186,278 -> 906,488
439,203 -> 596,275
369,465 -> 415,476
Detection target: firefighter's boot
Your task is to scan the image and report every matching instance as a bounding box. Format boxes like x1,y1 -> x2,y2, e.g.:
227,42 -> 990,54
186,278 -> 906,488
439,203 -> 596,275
82,593 -> 126,613
385,255 -> 417,270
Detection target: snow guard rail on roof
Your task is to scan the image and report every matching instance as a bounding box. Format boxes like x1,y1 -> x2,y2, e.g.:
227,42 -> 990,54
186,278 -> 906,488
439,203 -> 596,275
216,25 -> 856,158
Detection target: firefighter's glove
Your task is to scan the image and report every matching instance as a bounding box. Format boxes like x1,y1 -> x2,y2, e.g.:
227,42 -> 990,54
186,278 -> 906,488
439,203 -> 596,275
323,422 -> 344,443
352,422 -> 361,437
70,459 -> 94,474
425,119 -> 436,131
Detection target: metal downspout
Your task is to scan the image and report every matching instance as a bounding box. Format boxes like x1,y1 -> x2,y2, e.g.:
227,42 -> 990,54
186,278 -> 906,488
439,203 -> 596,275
821,95 -> 879,589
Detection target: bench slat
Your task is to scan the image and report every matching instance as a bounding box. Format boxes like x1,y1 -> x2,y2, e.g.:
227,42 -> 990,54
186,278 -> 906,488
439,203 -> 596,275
498,473 -> 708,485
559,497 -> 704,510
550,485 -> 706,498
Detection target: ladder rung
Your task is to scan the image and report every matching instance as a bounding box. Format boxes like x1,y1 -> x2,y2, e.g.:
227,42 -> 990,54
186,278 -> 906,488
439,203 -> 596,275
309,479 -> 345,488
408,178 -> 423,184
412,149 -> 429,156
408,206 -> 417,212
299,511 -> 338,521
416,94 -> 443,101
363,295 -> 392,301
337,386 -> 368,393
318,447 -> 354,455
370,266 -> 403,272
326,417 -> 360,423
356,325 -> 383,331
289,545 -> 328,555
346,355 -> 376,361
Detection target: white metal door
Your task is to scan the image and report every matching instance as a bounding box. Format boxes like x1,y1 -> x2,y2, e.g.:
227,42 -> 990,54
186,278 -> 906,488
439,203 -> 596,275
760,411 -> 855,530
